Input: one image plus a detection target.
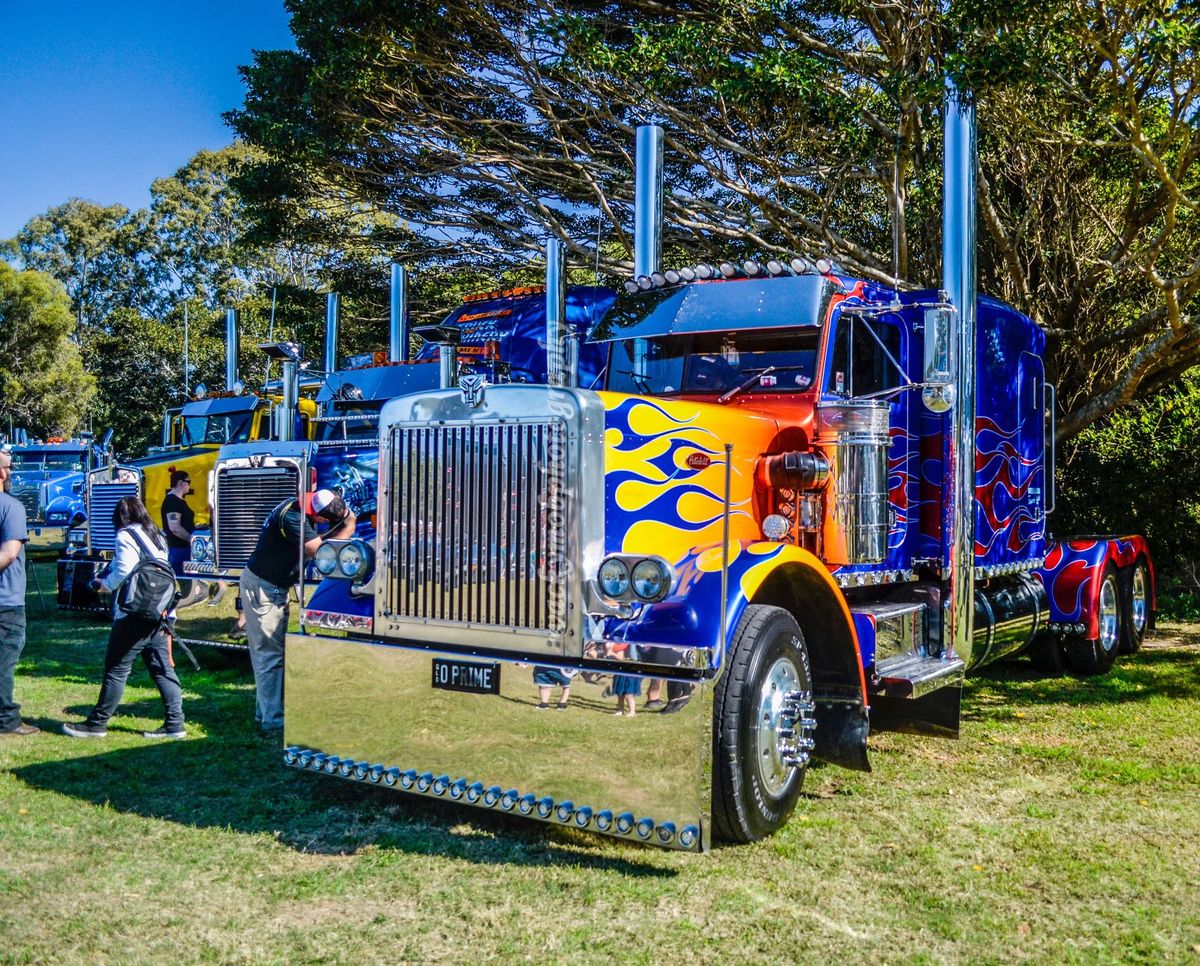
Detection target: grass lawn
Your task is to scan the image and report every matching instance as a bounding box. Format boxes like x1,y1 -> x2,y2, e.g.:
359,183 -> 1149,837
2,562 -> 1199,964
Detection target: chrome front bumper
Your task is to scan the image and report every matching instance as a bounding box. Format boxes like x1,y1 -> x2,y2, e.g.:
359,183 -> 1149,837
284,631 -> 714,851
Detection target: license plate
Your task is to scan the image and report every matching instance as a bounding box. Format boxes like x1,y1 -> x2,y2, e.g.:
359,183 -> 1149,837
431,658 -> 500,695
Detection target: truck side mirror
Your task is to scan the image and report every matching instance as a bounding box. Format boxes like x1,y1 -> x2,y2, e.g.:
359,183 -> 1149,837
921,307 -> 956,413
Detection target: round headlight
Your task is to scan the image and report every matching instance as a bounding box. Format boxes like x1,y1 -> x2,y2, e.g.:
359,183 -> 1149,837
337,541 -> 370,579
598,557 -> 630,598
630,558 -> 671,602
231,379 -> 245,396
314,542 -> 339,576
762,513 -> 790,541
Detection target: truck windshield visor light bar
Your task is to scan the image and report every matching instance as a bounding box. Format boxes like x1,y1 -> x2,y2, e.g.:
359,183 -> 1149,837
596,555 -> 674,604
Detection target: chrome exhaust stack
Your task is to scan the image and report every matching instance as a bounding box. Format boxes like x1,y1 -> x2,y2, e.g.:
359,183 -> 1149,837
390,263 -> 409,363
942,78 -> 978,668
545,239 -> 572,387
634,125 -> 664,279
324,293 -> 340,373
224,309 -> 240,390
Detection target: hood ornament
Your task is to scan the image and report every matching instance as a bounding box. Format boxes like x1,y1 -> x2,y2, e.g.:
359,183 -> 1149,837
459,374 -> 486,408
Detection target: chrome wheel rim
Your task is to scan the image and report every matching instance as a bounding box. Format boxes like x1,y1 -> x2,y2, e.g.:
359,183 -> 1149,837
756,656 -> 800,795
1099,574 -> 1120,655
1131,567 -> 1148,635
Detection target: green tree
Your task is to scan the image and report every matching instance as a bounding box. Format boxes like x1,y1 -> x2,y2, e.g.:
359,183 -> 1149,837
0,263 -> 96,437
229,0 -> 1200,439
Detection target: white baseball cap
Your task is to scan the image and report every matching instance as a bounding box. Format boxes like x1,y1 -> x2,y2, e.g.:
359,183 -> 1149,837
304,488 -> 338,516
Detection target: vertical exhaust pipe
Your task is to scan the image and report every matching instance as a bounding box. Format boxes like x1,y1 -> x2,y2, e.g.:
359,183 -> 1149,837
390,263 -> 409,363
324,293 -> 340,373
224,309 -> 240,390
943,78 -> 978,668
634,125 -> 664,279
545,239 -> 570,387
278,358 -> 298,442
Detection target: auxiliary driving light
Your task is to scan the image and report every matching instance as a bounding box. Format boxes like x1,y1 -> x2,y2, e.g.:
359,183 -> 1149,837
616,812 -> 635,834
500,789 -> 519,811
664,269 -> 681,285
766,259 -> 788,276
815,257 -> 834,274
650,271 -> 668,288
789,257 -> 810,275
630,558 -> 672,602
635,817 -> 654,840
636,275 -> 653,291
337,758 -> 354,777
383,767 -> 400,786
695,263 -> 716,280
400,769 -> 417,789
323,756 -> 339,774
483,786 -> 502,807
416,772 -> 433,792
718,261 -> 739,278
679,266 -> 697,282
679,825 -> 699,849
368,765 -> 384,784
742,259 -> 762,276
573,807 -> 593,828
656,822 -> 676,844
623,280 -> 640,294
536,796 -> 555,818
432,775 -> 449,796
594,810 -> 613,832
353,761 -> 369,780
297,751 -> 313,768
283,746 -> 298,765
598,557 -> 630,598
518,793 -> 537,815
308,753 -> 325,770
449,779 -> 466,800
466,782 -> 484,803
762,513 -> 791,541
555,801 -> 574,823
314,543 -> 339,577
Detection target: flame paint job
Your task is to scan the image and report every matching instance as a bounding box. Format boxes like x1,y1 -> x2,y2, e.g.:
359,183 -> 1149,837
1033,536 -> 1154,638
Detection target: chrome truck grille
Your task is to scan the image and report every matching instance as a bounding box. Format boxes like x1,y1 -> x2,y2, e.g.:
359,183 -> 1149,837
12,484 -> 41,523
214,461 -> 302,570
88,483 -> 138,552
389,422 -> 567,631
375,385 -> 606,657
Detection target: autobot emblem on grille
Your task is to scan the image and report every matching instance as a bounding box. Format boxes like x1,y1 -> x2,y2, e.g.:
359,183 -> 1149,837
459,374 -> 486,408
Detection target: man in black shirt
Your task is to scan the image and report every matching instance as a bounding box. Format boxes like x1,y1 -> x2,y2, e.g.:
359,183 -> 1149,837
161,471 -> 196,576
239,488 -> 355,732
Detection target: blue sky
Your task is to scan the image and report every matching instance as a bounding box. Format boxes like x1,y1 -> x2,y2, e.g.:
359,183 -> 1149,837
0,1 -> 294,239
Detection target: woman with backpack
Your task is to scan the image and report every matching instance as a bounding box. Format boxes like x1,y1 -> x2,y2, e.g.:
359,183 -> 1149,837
63,496 -> 185,739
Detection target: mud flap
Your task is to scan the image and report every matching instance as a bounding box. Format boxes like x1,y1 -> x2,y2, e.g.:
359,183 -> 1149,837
869,683 -> 962,738
813,697 -> 872,772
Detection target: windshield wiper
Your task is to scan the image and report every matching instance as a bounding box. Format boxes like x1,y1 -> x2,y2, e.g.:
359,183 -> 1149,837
717,365 -> 811,404
613,368 -> 654,395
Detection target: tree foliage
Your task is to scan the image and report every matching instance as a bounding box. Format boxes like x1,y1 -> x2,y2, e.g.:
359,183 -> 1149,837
229,0 -> 1200,439
0,263 -> 96,437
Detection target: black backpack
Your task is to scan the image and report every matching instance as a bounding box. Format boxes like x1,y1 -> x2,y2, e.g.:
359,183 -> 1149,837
115,527 -> 181,622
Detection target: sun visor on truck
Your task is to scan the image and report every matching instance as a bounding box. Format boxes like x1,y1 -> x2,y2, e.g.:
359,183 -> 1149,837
590,274 -> 836,342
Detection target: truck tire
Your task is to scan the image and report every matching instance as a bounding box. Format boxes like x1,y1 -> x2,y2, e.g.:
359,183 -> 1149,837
711,604 -> 814,843
1064,565 -> 1121,676
1119,558 -> 1150,654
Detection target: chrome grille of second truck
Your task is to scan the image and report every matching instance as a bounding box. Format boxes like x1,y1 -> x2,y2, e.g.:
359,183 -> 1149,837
216,465 -> 301,569
390,422 -> 568,632
89,483 -> 138,551
12,485 -> 41,522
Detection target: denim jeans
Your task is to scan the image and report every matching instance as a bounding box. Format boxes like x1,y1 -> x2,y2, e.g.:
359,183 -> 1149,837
87,615 -> 184,731
0,606 -> 26,731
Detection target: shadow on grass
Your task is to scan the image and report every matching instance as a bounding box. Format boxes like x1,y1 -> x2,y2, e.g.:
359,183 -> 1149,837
962,645 -> 1200,722
10,726 -> 675,876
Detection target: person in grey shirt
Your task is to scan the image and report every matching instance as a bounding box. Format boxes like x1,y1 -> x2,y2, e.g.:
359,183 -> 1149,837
0,450 -> 37,736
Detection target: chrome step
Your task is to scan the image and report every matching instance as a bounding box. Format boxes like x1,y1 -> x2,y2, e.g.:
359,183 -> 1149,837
875,655 -> 965,699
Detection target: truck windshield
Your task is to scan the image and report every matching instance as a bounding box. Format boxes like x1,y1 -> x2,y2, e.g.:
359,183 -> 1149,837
10,452 -> 85,472
179,411 -> 256,446
317,403 -> 383,441
606,328 -> 821,397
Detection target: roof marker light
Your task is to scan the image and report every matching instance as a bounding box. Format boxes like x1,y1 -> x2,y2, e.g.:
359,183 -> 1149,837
718,261 -> 739,278
636,275 -> 653,291
679,266 -> 697,282
815,257 -> 834,274
766,259 -> 788,276
623,280 -> 641,294
789,257 -> 811,274
695,263 -> 716,280
743,259 -> 762,276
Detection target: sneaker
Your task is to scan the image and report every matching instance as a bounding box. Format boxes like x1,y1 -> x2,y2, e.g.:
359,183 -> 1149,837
63,721 -> 107,738
555,701 -> 569,711
143,726 -> 187,739
644,699 -> 667,712
536,702 -> 551,710
0,722 -> 39,736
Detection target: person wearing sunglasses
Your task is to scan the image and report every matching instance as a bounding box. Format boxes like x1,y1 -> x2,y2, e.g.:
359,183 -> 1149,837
161,470 -> 196,576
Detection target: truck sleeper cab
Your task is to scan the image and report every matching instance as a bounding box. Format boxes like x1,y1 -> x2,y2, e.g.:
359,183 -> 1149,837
281,269 -> 1155,851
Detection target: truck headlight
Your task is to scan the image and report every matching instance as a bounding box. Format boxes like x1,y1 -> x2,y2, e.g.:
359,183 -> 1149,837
67,529 -> 86,549
630,558 -> 672,602
337,540 -> 372,580
314,542 -> 339,576
598,557 -> 630,598
191,535 -> 212,563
